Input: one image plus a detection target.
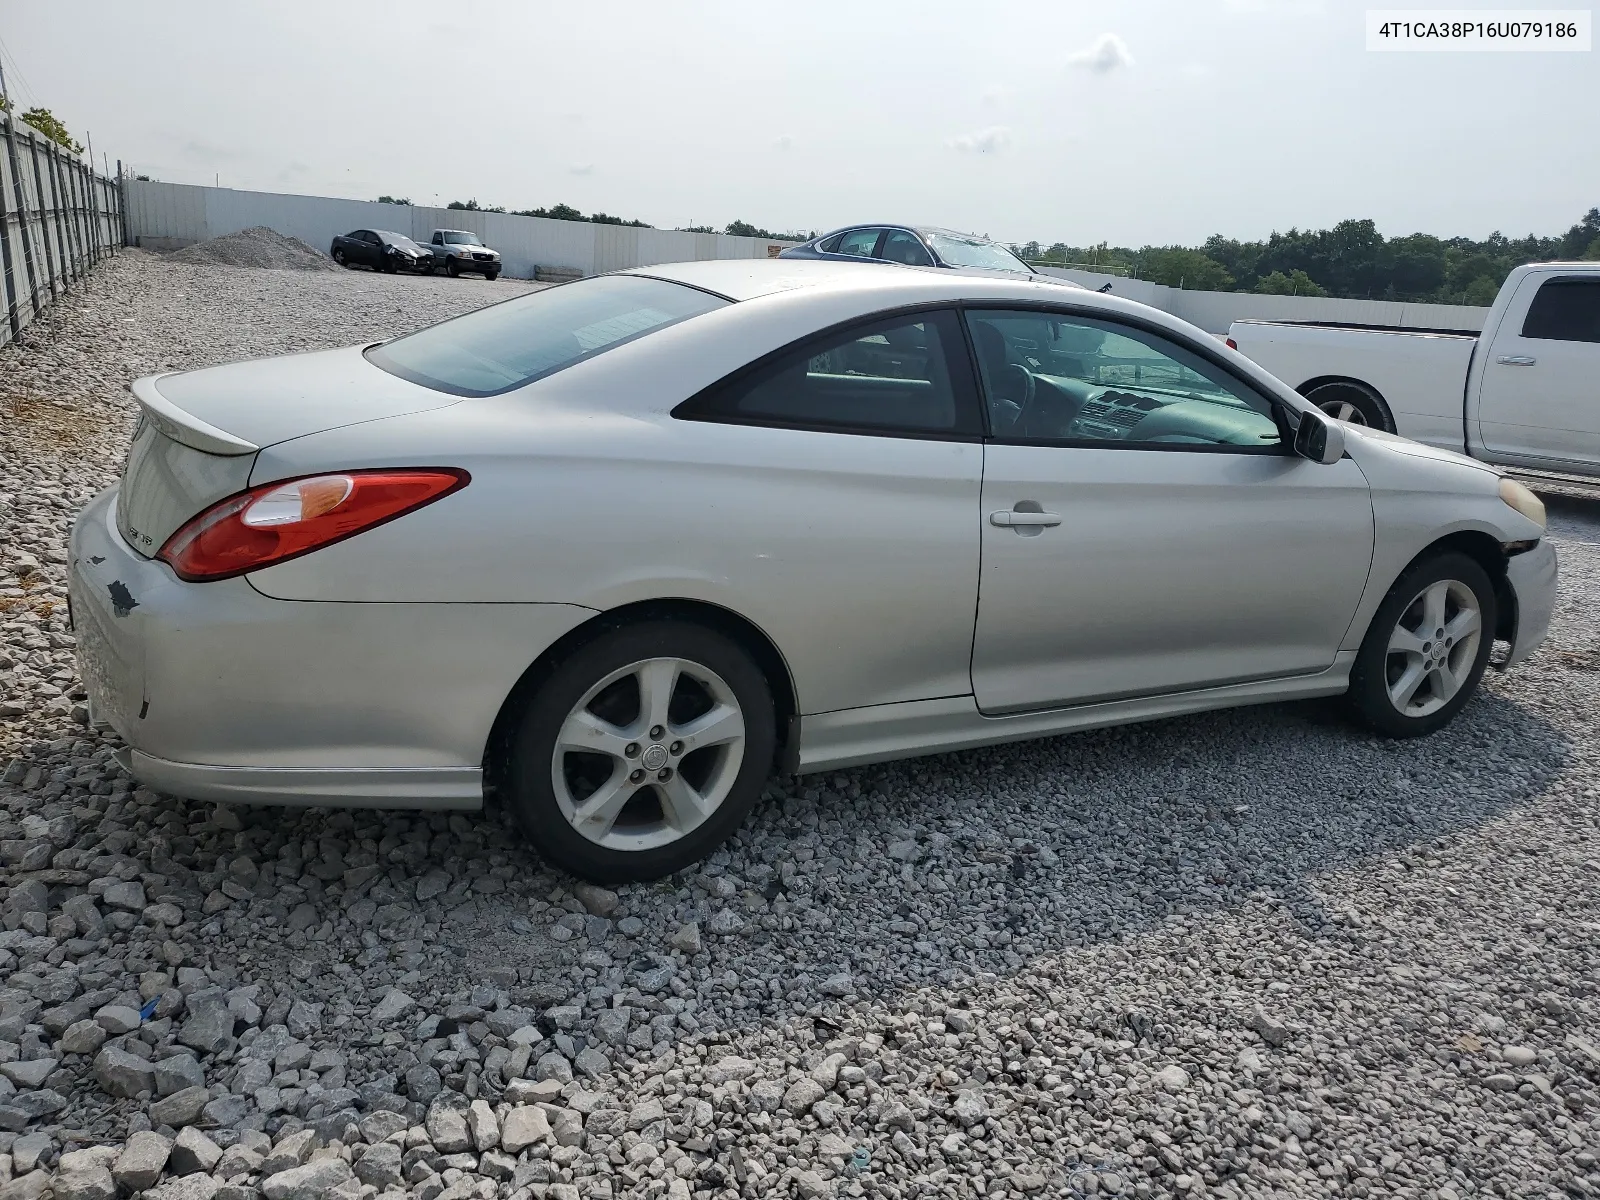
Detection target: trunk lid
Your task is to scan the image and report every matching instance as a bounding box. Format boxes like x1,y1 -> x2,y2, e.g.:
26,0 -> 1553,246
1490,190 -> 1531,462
116,345 -> 465,557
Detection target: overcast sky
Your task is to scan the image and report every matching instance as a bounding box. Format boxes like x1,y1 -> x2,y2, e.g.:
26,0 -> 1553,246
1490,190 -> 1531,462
1,0 -> 1594,247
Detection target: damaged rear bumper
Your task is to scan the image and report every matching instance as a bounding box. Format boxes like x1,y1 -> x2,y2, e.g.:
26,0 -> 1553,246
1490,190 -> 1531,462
68,485 -> 595,809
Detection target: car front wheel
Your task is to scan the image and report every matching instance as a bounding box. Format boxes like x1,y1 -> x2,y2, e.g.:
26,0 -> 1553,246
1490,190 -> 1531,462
1347,551 -> 1496,737
504,621 -> 776,883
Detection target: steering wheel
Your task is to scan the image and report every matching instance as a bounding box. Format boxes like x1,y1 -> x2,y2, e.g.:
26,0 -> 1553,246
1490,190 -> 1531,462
995,363 -> 1036,434
1014,370 -> 1090,440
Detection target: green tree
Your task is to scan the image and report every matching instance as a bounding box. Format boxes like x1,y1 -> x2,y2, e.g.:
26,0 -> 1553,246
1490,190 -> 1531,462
1137,247 -> 1233,290
377,195 -> 413,206
20,107 -> 83,155
725,219 -> 806,241
1256,270 -> 1327,297
515,203 -> 585,221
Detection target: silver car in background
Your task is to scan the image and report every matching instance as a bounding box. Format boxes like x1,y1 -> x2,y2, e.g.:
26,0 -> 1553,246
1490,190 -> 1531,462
780,224 -> 1042,275
69,260 -> 1557,882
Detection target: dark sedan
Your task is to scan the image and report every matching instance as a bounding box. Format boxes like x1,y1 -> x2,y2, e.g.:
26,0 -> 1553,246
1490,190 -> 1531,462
329,229 -> 435,274
780,224 -> 1039,275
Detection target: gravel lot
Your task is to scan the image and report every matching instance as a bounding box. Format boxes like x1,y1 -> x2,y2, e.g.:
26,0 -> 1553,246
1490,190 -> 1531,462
1,250 -> 1599,1200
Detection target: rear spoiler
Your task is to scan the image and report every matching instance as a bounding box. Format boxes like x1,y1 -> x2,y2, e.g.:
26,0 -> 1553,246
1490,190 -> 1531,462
131,375 -> 259,457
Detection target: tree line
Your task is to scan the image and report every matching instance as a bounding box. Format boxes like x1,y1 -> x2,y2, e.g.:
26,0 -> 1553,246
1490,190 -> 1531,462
379,197 -> 810,241
1017,210 -> 1600,304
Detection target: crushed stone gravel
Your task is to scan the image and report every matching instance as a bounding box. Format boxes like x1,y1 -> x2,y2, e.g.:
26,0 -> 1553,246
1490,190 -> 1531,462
166,227 -> 343,272
0,249 -> 1598,1199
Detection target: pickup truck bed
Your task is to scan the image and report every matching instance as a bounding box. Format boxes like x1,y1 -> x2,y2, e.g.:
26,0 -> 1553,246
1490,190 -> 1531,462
1228,261 -> 1600,480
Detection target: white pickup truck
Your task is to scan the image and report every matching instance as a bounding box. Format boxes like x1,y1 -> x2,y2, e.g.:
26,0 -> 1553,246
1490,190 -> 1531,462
1227,260 -> 1600,479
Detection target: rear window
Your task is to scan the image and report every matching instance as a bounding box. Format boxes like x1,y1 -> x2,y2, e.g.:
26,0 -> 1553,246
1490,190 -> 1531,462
367,276 -> 729,396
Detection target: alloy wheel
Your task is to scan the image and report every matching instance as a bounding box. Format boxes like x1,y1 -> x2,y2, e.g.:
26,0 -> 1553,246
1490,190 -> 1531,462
1318,398 -> 1369,425
550,656 -> 746,852
1384,578 -> 1482,717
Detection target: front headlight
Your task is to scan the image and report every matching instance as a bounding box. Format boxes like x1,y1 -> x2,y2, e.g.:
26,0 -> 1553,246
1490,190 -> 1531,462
1499,477 -> 1546,531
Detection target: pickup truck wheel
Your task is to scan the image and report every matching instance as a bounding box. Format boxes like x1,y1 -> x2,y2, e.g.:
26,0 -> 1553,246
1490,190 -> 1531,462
446,261 -> 461,278
1303,381 -> 1393,431
486,270 -> 500,282
1346,552 -> 1496,738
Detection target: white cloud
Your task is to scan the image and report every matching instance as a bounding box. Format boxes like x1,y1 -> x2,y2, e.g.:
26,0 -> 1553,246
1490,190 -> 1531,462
569,163 -> 594,175
1222,0 -> 1322,12
946,126 -> 1013,154
981,84 -> 1014,107
1067,33 -> 1134,73
774,134 -> 793,150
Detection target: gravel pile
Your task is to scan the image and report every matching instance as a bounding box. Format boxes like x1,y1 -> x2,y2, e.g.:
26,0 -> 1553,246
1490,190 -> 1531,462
1,250 -> 1599,1200
166,228 -> 342,273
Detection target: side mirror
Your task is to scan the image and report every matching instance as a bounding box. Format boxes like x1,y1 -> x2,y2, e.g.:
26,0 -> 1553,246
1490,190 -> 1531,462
1293,407 -> 1347,465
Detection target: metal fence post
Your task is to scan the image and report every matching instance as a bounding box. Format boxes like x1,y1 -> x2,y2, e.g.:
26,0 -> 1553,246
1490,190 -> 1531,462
116,160 -> 128,248
0,120 -> 18,343
2,115 -> 42,322
29,135 -> 63,296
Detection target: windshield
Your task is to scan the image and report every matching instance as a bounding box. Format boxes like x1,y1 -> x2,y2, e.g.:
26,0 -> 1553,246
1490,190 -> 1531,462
377,231 -> 422,250
923,232 -> 1032,274
443,232 -> 483,246
367,275 -> 728,397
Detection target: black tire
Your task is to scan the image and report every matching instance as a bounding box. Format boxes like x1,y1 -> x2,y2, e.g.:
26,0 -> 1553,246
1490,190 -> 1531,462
418,263 -> 434,275
1346,551 -> 1497,738
446,261 -> 461,278
332,249 -> 348,267
504,621 -> 776,883
1303,380 -> 1393,432
485,271 -> 500,281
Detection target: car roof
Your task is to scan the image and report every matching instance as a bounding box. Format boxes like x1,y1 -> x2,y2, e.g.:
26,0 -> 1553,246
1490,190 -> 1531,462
813,223 -> 1002,243
625,258 -> 1078,303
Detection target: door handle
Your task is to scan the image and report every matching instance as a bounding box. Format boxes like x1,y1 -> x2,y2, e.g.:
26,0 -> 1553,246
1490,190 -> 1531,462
1496,355 -> 1537,366
990,510 -> 1062,528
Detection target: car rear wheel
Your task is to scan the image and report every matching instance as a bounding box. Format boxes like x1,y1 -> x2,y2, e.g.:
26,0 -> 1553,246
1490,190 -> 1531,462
1303,380 -> 1392,431
504,621 -> 776,883
1346,552 -> 1496,737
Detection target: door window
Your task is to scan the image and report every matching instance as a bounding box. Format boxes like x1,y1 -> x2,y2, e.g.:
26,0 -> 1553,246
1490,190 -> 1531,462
880,230 -> 935,267
676,310 -> 981,436
965,310 -> 1283,450
834,228 -> 884,258
1521,279 -> 1600,343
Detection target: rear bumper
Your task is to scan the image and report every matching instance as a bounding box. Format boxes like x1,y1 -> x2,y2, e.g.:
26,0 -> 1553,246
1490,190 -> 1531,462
1498,538 -> 1558,670
69,485 -> 595,809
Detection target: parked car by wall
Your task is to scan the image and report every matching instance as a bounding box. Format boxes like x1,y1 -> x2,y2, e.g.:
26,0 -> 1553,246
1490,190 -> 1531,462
782,224 -> 1046,278
427,230 -> 502,279
1227,261 -> 1600,478
329,229 -> 434,273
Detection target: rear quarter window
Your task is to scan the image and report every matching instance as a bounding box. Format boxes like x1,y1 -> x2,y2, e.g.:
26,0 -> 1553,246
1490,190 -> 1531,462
367,276 -> 729,396
1521,278 -> 1600,344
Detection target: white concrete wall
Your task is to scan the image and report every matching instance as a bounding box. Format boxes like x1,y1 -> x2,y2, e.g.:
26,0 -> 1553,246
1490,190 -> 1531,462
124,181 -> 796,279
1036,266 -> 1489,334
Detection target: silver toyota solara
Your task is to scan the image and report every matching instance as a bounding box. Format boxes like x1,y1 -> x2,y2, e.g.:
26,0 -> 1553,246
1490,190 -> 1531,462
68,259 -> 1558,882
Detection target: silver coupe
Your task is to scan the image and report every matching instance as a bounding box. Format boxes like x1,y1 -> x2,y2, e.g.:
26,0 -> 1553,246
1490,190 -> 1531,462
69,260 -> 1558,882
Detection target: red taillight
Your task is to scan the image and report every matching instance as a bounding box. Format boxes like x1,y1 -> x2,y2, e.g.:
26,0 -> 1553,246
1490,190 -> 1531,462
158,469 -> 469,582
1225,337 -> 1238,350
